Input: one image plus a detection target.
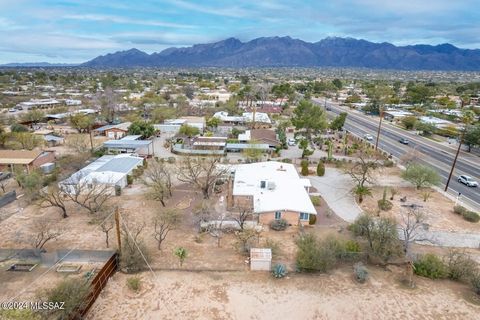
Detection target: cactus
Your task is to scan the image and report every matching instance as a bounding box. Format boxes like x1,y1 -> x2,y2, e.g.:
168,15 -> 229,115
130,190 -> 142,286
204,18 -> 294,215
272,263 -> 287,278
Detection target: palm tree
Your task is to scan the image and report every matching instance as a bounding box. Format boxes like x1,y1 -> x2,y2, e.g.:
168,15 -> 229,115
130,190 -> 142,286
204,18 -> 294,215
354,185 -> 372,203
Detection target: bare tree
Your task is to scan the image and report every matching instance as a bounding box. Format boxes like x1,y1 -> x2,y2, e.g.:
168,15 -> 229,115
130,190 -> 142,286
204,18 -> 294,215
92,209 -> 115,248
231,207 -> 253,231
346,146 -> 379,189
152,208 -> 181,250
177,156 -> 229,199
192,200 -> 214,231
66,134 -> 92,155
38,186 -> 69,218
30,218 -> 63,249
0,178 -> 8,194
399,205 -> 426,256
63,178 -> 113,214
96,87 -> 119,123
141,161 -> 173,206
400,147 -> 422,167
120,215 -> 149,273
234,229 -> 257,254
207,212 -> 226,248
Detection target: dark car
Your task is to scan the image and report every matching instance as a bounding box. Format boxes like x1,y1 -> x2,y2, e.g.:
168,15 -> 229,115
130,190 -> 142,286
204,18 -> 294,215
399,138 -> 409,145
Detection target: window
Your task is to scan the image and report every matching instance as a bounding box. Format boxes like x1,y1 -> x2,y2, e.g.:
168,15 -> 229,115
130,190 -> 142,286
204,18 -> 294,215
300,212 -> 309,220
274,211 -> 281,220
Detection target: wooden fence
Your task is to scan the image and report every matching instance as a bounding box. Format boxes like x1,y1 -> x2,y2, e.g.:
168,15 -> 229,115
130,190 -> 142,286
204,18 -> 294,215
71,253 -> 118,319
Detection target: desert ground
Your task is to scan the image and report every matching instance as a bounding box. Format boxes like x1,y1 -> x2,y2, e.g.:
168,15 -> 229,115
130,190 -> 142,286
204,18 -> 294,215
87,267 -> 480,320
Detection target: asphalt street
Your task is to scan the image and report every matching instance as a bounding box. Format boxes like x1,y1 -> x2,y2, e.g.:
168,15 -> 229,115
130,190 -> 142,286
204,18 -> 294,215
313,98 -> 480,210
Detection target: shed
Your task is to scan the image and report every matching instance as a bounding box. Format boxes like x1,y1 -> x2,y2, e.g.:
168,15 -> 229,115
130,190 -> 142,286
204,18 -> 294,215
250,248 -> 272,271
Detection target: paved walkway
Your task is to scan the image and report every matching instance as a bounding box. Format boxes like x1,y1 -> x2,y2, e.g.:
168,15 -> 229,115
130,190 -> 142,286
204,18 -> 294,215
400,229 -> 480,249
308,169 -> 362,223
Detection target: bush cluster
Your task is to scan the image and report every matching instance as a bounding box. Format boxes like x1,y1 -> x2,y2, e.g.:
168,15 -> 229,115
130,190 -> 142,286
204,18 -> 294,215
316,162 -> 325,176
414,254 -> 448,279
270,219 -> 288,231
462,210 -> 480,223
126,277 -> 141,292
296,234 -> 362,273
353,262 -> 369,283
414,251 -> 480,296
377,199 -> 393,211
310,196 -> 321,206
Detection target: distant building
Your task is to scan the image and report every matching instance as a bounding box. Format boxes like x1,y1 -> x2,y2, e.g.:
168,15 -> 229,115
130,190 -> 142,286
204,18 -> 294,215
419,116 -> 457,129
17,98 -> 62,110
155,117 -> 206,134
103,135 -> 153,157
94,122 -> 131,139
60,154 -> 143,194
0,150 -> 55,173
383,110 -> 414,121
238,129 -> 280,148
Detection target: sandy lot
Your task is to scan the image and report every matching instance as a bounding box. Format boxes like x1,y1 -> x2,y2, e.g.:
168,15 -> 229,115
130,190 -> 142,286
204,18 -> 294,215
360,186 -> 480,234
87,267 -> 480,320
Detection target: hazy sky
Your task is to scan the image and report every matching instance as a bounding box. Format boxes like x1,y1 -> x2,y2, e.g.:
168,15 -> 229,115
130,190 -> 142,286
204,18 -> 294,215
0,0 -> 479,63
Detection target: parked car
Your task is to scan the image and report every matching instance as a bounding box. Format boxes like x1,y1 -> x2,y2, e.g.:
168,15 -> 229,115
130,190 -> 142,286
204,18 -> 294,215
399,138 -> 410,145
8,108 -> 16,113
364,134 -> 374,141
287,138 -> 296,146
457,175 -> 478,187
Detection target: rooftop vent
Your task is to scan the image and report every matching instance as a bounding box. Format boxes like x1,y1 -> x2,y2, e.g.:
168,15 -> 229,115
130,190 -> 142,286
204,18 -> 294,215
267,181 -> 276,190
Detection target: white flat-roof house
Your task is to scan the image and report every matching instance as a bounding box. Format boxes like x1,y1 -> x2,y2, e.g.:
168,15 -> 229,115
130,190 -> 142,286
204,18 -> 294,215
229,161 -> 316,226
59,154 -> 143,194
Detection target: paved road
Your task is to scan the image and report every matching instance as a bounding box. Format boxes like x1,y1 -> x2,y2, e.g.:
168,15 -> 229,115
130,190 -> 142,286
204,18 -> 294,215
313,98 -> 480,210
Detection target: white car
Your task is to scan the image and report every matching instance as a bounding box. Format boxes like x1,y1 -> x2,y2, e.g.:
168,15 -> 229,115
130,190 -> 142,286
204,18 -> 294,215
364,134 -> 374,141
457,175 -> 478,187
287,138 -> 296,146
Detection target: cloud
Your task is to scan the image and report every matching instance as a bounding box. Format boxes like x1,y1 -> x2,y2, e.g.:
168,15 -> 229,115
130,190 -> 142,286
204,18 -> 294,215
169,0 -> 252,18
64,13 -> 195,29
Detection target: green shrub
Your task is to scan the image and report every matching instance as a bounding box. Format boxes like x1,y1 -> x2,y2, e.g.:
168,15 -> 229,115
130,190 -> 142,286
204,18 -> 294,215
300,160 -> 309,176
353,262 -> 369,283
444,250 -> 478,282
345,240 -> 361,253
126,277 -> 141,292
377,199 -> 393,211
383,160 -> 394,167
270,219 -> 288,231
471,273 -> 480,295
264,238 -> 282,257
453,205 -> 467,215
308,214 -> 317,225
310,195 -> 321,206
272,263 -> 287,278
316,162 -> 325,176
281,158 -> 292,163
462,211 -> 480,223
127,175 -> 134,185
414,254 -> 448,279
296,234 -> 337,272
37,278 -> 89,320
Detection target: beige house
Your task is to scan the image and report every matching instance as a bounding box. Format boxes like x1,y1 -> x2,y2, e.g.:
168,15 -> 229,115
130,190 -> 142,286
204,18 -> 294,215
229,161 -> 316,226
0,150 -> 55,173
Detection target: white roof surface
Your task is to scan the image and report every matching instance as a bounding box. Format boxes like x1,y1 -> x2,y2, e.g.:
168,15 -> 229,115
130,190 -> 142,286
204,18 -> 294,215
232,161 -> 316,215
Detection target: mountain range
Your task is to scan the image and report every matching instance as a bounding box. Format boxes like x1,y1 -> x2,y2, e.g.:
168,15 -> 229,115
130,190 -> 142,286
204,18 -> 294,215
4,37 -> 480,70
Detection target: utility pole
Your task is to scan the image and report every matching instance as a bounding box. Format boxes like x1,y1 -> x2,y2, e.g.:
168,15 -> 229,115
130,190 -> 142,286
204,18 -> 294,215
445,131 -> 464,191
114,207 -> 122,255
89,125 -> 94,152
375,107 -> 384,150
